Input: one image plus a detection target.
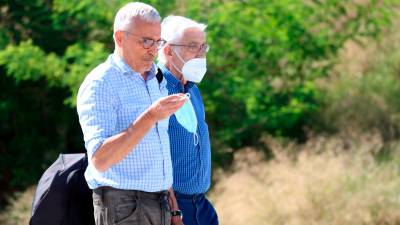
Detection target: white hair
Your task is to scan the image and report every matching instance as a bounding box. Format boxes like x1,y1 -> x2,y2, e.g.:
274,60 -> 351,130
158,15 -> 207,65
113,2 -> 161,34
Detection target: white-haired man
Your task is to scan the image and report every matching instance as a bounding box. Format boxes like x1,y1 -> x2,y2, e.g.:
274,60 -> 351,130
77,3 -> 186,225
158,15 -> 219,225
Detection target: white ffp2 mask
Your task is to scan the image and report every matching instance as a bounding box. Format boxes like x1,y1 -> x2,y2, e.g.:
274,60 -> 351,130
171,49 -> 207,83
181,58 -> 207,83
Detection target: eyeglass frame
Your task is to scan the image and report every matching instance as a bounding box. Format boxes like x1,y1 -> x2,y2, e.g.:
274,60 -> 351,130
169,43 -> 210,54
123,30 -> 167,50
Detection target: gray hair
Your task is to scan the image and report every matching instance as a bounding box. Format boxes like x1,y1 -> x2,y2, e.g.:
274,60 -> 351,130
113,2 -> 161,34
158,15 -> 207,64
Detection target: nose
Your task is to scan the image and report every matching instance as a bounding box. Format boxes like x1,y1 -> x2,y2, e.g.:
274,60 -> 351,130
147,44 -> 158,55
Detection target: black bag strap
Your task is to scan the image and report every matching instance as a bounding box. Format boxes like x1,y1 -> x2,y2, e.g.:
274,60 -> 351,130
156,68 -> 163,84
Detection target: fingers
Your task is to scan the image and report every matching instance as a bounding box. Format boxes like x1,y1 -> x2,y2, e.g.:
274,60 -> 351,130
160,94 -> 188,109
161,93 -> 187,103
161,99 -> 185,114
151,94 -> 188,119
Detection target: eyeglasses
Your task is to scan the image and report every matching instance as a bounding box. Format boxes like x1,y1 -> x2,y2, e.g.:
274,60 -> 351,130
170,43 -> 210,54
123,31 -> 166,50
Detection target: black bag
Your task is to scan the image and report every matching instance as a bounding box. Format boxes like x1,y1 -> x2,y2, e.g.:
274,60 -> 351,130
29,153 -> 95,225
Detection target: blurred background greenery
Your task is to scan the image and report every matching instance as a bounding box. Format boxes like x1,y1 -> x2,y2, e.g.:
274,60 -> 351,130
0,0 -> 400,224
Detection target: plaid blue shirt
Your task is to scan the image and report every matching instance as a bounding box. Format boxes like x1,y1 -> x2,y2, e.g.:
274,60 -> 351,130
158,64 -> 211,195
77,54 -> 172,191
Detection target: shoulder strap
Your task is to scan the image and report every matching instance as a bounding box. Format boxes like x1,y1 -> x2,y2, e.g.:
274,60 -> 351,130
156,68 -> 163,84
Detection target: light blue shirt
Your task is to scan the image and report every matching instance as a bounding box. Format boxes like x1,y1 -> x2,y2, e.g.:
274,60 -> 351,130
77,54 -> 172,191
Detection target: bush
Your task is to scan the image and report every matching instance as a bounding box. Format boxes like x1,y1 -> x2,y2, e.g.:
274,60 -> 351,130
312,17 -> 400,143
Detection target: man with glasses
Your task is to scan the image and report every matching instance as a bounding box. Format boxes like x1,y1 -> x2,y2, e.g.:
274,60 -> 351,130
77,3 -> 186,225
158,15 -> 219,225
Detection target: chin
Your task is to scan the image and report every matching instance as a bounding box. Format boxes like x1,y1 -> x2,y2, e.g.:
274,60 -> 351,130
143,62 -> 153,70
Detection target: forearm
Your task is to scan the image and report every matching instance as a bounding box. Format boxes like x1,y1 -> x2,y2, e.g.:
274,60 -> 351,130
92,109 -> 156,172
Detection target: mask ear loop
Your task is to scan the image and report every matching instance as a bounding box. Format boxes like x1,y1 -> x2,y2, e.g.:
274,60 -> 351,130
192,98 -> 199,146
172,48 -> 187,64
170,47 -> 186,75
194,132 -> 199,146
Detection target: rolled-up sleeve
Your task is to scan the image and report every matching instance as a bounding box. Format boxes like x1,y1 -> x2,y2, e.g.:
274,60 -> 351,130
77,76 -> 117,158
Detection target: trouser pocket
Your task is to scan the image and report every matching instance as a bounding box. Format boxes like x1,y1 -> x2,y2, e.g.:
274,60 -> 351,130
112,196 -> 141,225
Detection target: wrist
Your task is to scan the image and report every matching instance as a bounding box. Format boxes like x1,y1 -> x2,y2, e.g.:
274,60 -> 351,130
171,215 -> 183,224
144,107 -> 159,124
171,209 -> 183,219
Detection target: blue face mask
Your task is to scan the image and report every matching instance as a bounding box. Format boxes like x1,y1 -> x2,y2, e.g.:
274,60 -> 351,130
174,94 -> 199,145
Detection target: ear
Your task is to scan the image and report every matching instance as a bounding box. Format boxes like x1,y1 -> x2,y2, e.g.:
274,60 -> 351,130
114,31 -> 123,47
164,45 -> 173,57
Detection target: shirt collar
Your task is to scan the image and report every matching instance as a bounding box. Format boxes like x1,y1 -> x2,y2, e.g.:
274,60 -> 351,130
111,53 -> 156,81
157,63 -> 194,92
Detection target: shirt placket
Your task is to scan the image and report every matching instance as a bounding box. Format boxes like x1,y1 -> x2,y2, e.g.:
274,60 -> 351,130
191,94 -> 203,188
146,79 -> 168,185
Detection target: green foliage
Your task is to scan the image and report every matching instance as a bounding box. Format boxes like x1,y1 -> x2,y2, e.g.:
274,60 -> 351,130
0,73 -> 82,190
0,40 -> 107,104
61,41 -> 108,105
199,0 -> 395,148
0,40 -> 65,84
0,30 -> 8,50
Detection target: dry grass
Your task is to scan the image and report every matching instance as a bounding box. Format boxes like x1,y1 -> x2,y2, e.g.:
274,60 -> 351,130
0,186 -> 35,225
209,134 -> 400,225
